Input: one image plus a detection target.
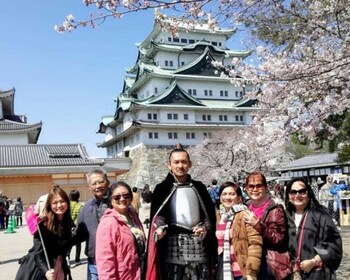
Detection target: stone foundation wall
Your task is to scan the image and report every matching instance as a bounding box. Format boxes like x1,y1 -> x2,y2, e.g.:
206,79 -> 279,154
117,144 -> 172,190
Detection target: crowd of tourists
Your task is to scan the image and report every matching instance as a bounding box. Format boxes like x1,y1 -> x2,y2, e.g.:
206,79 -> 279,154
0,193 -> 24,229
9,144 -> 344,280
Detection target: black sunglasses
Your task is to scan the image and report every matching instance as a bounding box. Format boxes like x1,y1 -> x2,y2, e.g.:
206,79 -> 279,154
289,189 -> 307,196
112,194 -> 131,201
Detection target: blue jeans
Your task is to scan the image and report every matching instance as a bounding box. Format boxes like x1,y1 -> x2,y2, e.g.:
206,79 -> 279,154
87,260 -> 98,280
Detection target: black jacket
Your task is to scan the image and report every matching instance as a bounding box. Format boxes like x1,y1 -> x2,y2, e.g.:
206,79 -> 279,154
286,206 -> 342,280
16,221 -> 73,280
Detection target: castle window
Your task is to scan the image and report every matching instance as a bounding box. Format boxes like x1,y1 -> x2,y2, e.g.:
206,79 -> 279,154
203,132 -> 212,138
186,132 -> 196,139
188,89 -> 197,96
148,113 -> 158,120
168,132 -> 178,139
154,87 -> 158,94
167,113 -> 178,120
204,90 -> 212,96
181,38 -> 187,43
219,115 -> 228,121
168,37 -> 172,42
148,132 -> 158,139
173,37 -> 179,43
184,114 -> 189,120
202,115 -> 211,121
169,61 -> 173,67
189,39 -> 195,44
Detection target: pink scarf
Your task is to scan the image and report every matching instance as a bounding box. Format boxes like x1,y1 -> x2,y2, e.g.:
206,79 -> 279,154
249,198 -> 270,219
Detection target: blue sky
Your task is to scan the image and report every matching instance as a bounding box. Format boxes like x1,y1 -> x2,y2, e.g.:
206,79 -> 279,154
0,1 -> 248,157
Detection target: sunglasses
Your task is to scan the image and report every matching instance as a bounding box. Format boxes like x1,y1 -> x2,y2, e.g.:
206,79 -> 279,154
247,184 -> 265,190
112,193 -> 131,201
289,189 -> 307,196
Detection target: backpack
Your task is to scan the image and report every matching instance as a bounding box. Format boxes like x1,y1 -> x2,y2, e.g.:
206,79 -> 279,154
9,203 -> 17,214
208,185 -> 220,203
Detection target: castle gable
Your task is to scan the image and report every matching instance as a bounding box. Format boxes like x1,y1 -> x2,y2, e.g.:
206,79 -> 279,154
140,83 -> 204,106
174,48 -> 221,77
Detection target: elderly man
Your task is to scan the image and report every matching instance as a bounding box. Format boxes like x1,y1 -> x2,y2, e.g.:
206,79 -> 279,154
146,144 -> 217,280
75,169 -> 110,280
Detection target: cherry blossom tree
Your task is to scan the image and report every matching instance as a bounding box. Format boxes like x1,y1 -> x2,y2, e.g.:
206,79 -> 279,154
189,126 -> 294,184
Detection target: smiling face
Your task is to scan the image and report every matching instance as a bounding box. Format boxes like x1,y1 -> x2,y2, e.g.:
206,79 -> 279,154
89,173 -> 109,200
289,180 -> 310,213
246,174 -> 267,203
220,186 -> 241,211
167,151 -> 192,183
111,186 -> 132,215
50,194 -> 68,220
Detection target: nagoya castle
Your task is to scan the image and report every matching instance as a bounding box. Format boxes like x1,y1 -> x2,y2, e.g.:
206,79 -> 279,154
97,18 -> 257,188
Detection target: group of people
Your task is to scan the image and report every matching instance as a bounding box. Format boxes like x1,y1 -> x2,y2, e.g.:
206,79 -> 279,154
15,144 -> 343,280
0,194 -> 23,229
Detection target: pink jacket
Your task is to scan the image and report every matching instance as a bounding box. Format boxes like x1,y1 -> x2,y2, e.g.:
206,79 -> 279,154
96,208 -> 145,280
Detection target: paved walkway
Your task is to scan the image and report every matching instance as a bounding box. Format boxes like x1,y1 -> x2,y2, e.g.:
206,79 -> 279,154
1,221 -> 349,279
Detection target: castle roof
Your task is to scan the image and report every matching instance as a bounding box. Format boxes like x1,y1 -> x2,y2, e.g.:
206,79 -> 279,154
0,144 -> 106,175
0,119 -> 42,144
0,88 -> 15,116
135,81 -> 204,106
139,19 -> 236,50
277,153 -> 345,171
98,120 -> 246,148
140,40 -> 251,59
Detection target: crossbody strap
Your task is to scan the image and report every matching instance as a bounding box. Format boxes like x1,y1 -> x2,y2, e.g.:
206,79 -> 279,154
294,211 -> 309,271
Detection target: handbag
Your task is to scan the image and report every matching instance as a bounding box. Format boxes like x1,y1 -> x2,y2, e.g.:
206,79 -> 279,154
266,250 -> 292,280
291,212 -> 309,280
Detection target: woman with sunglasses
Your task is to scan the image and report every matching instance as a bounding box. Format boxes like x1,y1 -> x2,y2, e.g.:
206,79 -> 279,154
285,177 -> 342,280
96,182 -> 146,280
244,171 -> 289,280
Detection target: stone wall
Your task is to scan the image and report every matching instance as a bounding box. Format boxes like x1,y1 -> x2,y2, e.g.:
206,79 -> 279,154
117,144 -> 172,190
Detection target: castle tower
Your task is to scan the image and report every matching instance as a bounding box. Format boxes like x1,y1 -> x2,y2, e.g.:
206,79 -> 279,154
97,19 -> 257,188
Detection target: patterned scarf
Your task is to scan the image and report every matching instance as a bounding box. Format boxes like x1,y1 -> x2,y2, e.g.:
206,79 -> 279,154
221,204 -> 247,280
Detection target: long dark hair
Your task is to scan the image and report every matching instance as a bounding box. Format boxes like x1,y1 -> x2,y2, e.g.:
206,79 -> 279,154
107,181 -> 133,208
285,177 -> 320,215
44,185 -> 74,236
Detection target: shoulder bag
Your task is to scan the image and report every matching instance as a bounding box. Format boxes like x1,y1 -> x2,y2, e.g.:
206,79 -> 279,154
291,211 -> 309,280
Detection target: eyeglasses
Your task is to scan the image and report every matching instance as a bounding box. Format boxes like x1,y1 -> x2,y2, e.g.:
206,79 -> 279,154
91,180 -> 107,186
112,194 -> 131,201
51,200 -> 67,206
247,184 -> 265,190
289,189 -> 307,196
